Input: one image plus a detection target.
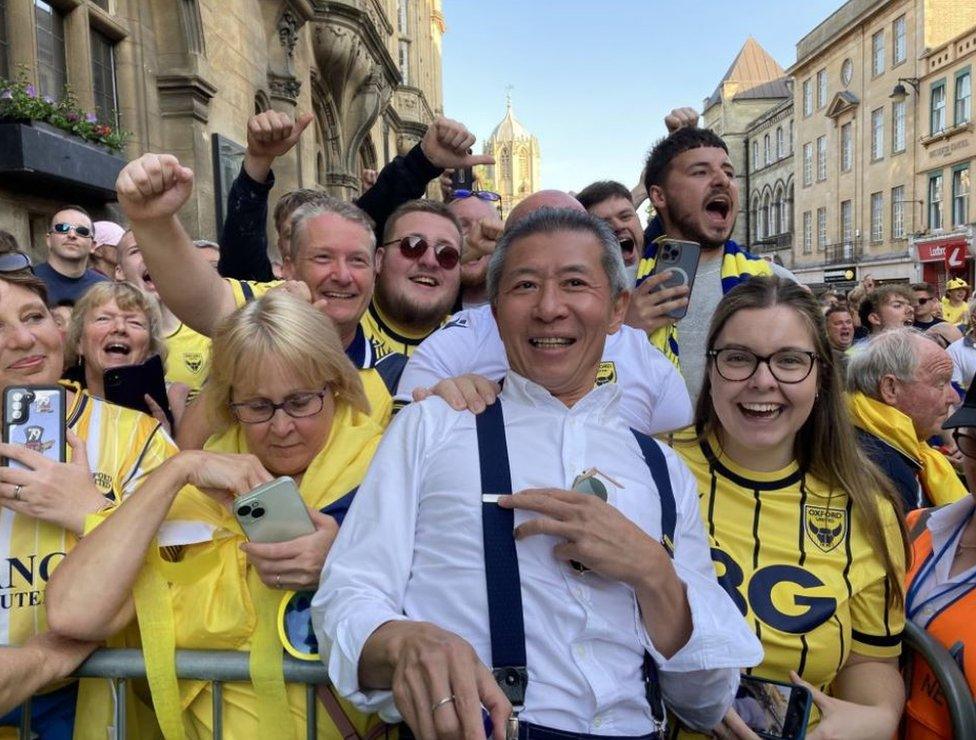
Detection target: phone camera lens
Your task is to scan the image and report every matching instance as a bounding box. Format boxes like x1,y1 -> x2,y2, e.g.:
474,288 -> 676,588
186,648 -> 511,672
11,393 -> 22,401
237,505 -> 252,517
11,402 -> 22,411
252,507 -> 266,519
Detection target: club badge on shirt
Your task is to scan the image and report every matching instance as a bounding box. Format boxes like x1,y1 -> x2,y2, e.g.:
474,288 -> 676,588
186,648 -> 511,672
804,504 -> 848,553
183,352 -> 205,374
595,361 -> 617,386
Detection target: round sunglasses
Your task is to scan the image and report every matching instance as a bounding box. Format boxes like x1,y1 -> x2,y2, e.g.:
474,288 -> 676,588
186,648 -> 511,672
383,235 -> 460,270
51,223 -> 93,238
452,189 -> 501,202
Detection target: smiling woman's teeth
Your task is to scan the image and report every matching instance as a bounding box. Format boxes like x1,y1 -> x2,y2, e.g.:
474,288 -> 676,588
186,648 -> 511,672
739,402 -> 781,418
530,338 -> 573,347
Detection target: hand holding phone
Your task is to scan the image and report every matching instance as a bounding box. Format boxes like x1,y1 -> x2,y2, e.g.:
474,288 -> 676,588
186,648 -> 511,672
729,675 -> 812,740
647,239 -> 701,320
2,386 -> 67,467
234,476 -> 315,543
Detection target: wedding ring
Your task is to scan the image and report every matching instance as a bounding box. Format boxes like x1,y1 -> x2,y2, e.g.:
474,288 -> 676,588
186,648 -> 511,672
431,695 -> 455,713
13,485 -> 22,501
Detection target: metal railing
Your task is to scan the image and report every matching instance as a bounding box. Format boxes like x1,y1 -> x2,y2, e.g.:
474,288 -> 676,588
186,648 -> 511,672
823,239 -> 863,266
16,648 -> 330,740
903,620 -> 976,739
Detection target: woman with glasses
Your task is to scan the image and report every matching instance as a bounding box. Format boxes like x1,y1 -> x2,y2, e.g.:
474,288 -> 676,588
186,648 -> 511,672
903,384 -> 976,739
676,277 -> 909,739
0,247 -> 177,738
48,291 -> 383,739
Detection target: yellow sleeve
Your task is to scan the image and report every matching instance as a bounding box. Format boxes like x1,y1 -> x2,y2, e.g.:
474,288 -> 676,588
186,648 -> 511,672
225,278 -> 280,309
120,423 -> 180,497
850,500 -> 906,658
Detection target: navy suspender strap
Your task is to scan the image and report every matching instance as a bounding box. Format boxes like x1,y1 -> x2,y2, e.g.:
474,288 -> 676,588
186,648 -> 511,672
475,400 -> 529,711
239,281 -> 255,301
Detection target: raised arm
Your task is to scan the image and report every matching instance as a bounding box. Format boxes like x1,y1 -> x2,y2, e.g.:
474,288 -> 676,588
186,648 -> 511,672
116,154 -> 238,336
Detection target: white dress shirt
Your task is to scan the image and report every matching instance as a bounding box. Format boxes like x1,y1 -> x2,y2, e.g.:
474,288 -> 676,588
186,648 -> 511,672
313,373 -> 762,734
947,336 -> 976,389
394,304 -> 693,436
909,496 -> 976,629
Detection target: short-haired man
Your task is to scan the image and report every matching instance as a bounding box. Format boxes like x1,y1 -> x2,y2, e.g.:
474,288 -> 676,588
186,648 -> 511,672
396,195 -> 693,436
576,180 -> 643,282
115,230 -> 212,400
218,111 -> 492,282
912,282 -> 943,331
857,285 -> 915,338
447,190 -> 503,310
114,155 -> 405,428
313,209 -> 761,739
35,205 -> 109,303
847,328 -> 966,511
825,305 -> 855,352
942,277 -> 970,326
630,127 -> 795,401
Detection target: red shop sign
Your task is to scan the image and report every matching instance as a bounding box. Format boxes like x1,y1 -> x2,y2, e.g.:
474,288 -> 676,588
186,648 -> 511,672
917,237 -> 969,263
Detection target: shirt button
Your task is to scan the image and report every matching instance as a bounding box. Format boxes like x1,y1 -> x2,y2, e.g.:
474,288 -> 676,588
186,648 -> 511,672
593,716 -> 603,728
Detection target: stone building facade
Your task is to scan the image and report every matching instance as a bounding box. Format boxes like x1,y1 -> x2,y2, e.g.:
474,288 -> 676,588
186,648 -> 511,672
788,0 -> 976,288
0,0 -> 445,260
911,22 -> 976,292
744,98 -> 795,269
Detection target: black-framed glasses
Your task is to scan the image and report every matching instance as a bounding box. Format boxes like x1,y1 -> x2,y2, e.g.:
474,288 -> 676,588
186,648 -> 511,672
51,223 -> 93,238
708,347 -> 818,384
0,251 -> 34,274
229,389 -> 329,424
383,235 -> 460,270
452,189 -> 501,203
953,430 -> 976,460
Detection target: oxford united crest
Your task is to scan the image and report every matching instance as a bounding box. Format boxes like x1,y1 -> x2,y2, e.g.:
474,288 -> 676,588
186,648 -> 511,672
804,504 -> 847,553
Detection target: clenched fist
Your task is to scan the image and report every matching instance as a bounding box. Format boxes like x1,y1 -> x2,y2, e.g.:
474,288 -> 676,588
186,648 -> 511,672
421,117 -> 495,170
116,154 -> 194,222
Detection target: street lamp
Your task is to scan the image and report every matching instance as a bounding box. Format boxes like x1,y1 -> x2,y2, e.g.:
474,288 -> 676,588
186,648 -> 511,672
890,77 -> 920,101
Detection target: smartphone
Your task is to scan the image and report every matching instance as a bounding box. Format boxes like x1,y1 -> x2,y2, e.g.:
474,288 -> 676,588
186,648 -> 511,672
450,166 -> 475,191
732,675 -> 812,740
2,385 -> 67,468
648,239 -> 701,320
103,354 -> 173,428
234,476 -> 316,543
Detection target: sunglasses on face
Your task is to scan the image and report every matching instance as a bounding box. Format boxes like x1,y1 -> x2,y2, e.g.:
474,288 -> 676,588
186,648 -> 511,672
452,189 -> 502,203
384,235 -> 460,270
51,223 -> 93,238
0,251 -> 34,274
917,297 -> 931,305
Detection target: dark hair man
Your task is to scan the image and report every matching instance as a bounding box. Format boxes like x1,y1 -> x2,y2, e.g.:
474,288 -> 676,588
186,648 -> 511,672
576,180 -> 643,282
630,126 -> 796,401
912,282 -> 943,331
35,205 -> 109,304
825,305 -> 855,352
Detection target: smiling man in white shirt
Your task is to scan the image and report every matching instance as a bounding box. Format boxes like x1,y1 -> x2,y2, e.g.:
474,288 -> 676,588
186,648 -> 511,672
313,209 -> 761,740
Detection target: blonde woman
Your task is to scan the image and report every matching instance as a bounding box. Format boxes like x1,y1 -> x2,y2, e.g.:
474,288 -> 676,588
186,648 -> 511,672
48,292 -> 383,739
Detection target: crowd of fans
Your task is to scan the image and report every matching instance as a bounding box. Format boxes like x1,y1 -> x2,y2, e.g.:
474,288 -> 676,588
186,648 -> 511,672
0,104 -> 973,740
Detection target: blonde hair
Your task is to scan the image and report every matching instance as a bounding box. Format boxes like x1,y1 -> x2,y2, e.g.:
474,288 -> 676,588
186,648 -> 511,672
207,291 -> 369,429
691,276 -> 909,606
65,281 -> 166,366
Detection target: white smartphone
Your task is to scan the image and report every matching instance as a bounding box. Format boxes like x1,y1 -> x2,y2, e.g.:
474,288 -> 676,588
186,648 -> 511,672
233,476 -> 316,543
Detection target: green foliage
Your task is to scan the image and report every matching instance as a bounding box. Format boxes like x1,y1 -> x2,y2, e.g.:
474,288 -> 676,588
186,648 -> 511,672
0,71 -> 129,153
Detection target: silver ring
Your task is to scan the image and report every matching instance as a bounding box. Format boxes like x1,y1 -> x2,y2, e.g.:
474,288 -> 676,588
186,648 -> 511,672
13,485 -> 22,501
275,574 -> 282,589
431,695 -> 455,713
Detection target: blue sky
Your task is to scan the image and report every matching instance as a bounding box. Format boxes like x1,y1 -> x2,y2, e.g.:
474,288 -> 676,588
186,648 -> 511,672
442,0 -> 844,193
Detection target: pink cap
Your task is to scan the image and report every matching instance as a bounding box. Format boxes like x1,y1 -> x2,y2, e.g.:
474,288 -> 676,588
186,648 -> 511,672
92,221 -> 126,248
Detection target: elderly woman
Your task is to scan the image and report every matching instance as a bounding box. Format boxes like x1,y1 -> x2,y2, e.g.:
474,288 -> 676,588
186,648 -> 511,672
47,291 -> 383,739
0,248 -> 176,738
677,277 -> 909,739
901,381 -> 976,739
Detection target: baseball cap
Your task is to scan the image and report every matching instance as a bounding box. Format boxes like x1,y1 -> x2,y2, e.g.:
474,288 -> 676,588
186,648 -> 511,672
947,277 -> 970,291
93,221 -> 126,248
943,382 -> 976,430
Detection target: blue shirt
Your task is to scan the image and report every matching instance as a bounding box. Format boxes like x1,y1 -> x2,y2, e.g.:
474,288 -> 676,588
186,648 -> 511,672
34,262 -> 108,305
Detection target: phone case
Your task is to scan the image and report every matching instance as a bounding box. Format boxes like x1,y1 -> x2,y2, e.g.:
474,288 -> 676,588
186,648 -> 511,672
735,674 -> 812,740
103,354 -> 173,427
649,239 -> 702,320
233,476 -> 316,543
2,386 -> 67,468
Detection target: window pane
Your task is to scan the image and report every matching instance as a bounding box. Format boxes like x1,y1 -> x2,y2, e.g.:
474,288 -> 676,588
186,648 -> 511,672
397,0 -> 409,34
0,0 -> 9,79
398,39 -> 410,85
929,174 -> 943,230
841,200 -> 853,243
871,192 -> 883,242
932,84 -> 946,133
34,0 -> 66,101
841,123 -> 852,172
803,80 -> 812,116
892,185 -> 905,238
956,72 -> 972,125
817,69 -> 827,109
90,0 -> 110,10
817,207 -> 827,248
893,16 -> 906,65
90,29 -> 118,126
892,100 -> 906,153
803,143 -> 813,186
872,30 -> 884,76
953,168 -> 970,226
803,211 -> 812,254
776,127 -> 784,158
817,135 -> 827,181
871,108 -> 884,160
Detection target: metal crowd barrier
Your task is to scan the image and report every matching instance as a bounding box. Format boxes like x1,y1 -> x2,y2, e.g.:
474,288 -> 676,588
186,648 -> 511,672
17,648 -> 330,740
903,620 -> 976,739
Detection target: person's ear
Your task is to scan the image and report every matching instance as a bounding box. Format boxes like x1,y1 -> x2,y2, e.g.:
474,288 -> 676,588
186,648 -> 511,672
878,374 -> 900,405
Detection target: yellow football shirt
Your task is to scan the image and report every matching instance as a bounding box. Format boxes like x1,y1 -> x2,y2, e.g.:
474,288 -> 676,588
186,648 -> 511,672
361,301 -> 445,357
940,297 -> 969,326
676,437 -> 905,734
0,383 -> 177,647
163,322 -> 212,398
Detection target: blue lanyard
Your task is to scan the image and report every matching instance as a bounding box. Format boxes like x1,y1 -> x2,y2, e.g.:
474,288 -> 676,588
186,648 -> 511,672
907,510 -> 976,621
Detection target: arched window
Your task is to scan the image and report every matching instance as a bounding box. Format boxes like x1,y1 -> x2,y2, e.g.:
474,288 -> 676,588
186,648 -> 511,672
785,182 -> 794,232
518,148 -> 529,183
762,192 -> 771,239
776,127 -> 784,159
751,200 -> 760,242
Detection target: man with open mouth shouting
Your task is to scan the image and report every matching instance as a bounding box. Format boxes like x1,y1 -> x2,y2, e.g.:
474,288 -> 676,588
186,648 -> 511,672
630,126 -> 796,404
